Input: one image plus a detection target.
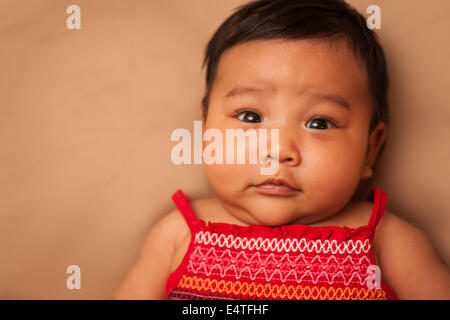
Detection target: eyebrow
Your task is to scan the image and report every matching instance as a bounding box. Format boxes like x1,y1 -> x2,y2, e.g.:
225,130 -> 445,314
225,85 -> 351,110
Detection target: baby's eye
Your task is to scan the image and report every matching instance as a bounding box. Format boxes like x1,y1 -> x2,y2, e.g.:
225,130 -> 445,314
306,117 -> 336,130
236,111 -> 262,123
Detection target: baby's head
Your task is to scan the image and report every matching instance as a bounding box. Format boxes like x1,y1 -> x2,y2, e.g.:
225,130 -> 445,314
200,0 -> 389,226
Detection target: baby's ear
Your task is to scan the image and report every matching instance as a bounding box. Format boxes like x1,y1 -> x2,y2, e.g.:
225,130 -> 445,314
361,122 -> 389,179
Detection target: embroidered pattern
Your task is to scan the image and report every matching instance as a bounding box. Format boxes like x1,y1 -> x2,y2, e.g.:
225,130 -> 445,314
169,231 -> 388,300
175,275 -> 387,300
195,231 -> 371,254
188,247 -> 372,286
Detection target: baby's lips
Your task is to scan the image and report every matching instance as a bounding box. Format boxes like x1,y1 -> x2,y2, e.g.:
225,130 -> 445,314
254,177 -> 300,191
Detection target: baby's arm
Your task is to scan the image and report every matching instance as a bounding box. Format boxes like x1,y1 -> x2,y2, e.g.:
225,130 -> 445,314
375,211 -> 450,299
113,209 -> 184,299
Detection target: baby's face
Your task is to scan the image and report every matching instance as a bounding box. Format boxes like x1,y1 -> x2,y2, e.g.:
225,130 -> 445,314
203,38 -> 386,226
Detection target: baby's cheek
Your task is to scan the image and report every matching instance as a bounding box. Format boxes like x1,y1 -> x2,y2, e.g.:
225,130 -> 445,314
307,156 -> 363,211
204,162 -> 256,194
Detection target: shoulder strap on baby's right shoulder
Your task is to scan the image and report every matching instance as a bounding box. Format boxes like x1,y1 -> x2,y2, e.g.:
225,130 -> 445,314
171,189 -> 198,229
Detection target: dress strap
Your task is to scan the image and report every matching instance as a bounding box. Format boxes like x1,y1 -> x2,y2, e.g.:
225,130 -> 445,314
171,189 -> 198,229
366,187 -> 388,228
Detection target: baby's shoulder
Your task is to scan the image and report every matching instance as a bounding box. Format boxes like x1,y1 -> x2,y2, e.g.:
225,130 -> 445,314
142,209 -> 189,251
373,206 -> 424,246
345,200 -> 423,259
345,199 -> 412,231
356,200 -> 428,261
152,196 -> 227,244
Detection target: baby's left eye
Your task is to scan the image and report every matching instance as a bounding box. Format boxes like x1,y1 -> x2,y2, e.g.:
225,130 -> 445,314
306,118 -> 336,130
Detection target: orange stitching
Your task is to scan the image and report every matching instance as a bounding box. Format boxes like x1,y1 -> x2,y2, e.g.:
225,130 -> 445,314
178,275 -> 387,300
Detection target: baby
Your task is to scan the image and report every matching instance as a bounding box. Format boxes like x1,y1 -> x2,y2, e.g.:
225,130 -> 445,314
114,0 -> 450,299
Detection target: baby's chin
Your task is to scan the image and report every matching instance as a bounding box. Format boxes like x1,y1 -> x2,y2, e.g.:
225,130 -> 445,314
226,195 -> 312,227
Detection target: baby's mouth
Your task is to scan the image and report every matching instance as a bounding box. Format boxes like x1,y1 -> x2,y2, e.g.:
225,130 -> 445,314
252,178 -> 300,196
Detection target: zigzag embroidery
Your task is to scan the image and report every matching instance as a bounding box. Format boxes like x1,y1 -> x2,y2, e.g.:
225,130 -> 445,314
178,275 -> 387,300
188,261 -> 370,286
190,246 -> 372,267
195,231 -> 371,254
187,247 -> 372,285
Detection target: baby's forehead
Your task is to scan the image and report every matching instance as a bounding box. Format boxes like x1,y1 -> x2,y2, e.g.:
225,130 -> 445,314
215,39 -> 369,103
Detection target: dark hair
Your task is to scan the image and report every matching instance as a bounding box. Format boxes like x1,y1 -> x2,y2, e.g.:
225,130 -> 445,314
201,0 -> 390,135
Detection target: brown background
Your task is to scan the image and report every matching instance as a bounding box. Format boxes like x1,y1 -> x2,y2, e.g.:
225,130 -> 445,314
0,0 -> 449,299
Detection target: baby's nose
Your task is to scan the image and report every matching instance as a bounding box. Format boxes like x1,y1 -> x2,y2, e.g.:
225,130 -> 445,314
266,128 -> 301,166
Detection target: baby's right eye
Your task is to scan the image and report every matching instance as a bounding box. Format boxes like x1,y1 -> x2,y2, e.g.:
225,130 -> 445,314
236,111 -> 262,123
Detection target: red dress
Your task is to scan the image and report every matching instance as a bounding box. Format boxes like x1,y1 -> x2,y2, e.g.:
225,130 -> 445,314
165,187 -> 397,300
